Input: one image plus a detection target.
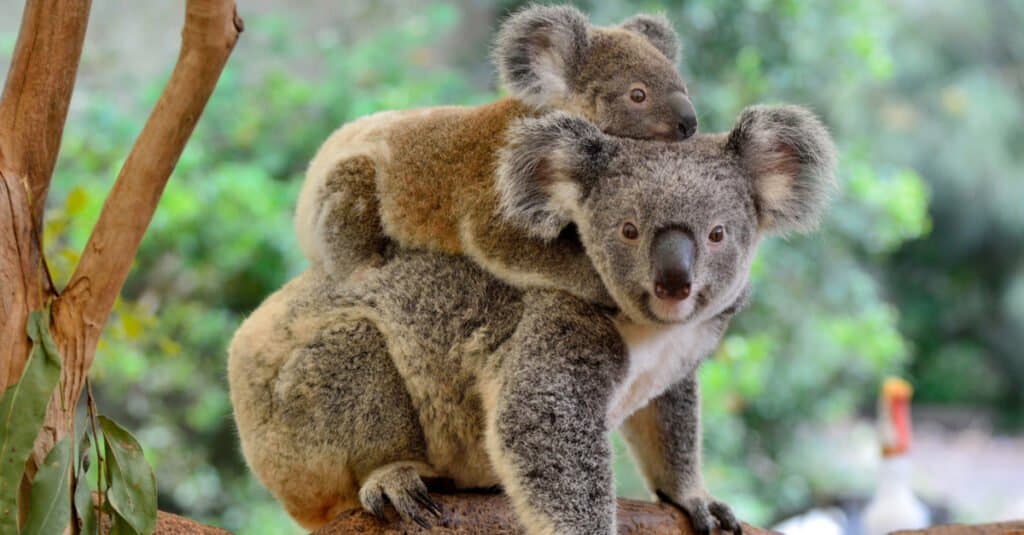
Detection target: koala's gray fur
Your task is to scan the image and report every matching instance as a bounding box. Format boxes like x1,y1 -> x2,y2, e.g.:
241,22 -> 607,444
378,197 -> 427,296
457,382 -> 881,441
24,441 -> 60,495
231,105 -> 836,533
497,104 -> 835,326
293,4 -> 696,310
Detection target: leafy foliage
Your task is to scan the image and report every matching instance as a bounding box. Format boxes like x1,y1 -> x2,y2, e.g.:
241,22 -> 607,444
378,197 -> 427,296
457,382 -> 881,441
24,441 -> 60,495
100,416 -> 158,535
0,308 -> 62,534
0,308 -> 157,534
22,437 -> 72,535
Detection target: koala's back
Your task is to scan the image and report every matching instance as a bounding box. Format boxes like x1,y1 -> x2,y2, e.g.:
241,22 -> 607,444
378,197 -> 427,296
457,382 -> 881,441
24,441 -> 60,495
375,98 -> 534,253
229,253 -> 528,522
296,98 -> 535,262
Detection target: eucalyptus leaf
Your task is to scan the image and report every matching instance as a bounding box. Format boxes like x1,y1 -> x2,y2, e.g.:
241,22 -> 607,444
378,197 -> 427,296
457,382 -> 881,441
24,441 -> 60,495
99,416 -> 156,535
21,436 -> 72,535
107,510 -> 139,535
0,306 -> 62,534
74,432 -> 97,535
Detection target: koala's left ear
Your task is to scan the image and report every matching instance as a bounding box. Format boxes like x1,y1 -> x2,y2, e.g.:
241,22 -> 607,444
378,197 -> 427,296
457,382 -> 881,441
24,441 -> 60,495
619,14 -> 680,63
727,105 -> 838,234
493,5 -> 590,109
496,112 -> 618,240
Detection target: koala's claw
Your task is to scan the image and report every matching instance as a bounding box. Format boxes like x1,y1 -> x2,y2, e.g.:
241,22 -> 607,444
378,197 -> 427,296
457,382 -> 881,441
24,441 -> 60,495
709,500 -> 742,534
659,491 -> 742,534
359,463 -> 441,529
411,487 -> 443,517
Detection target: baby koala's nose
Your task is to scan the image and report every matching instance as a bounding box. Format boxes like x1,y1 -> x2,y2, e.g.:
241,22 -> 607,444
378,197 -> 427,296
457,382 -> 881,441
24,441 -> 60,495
652,228 -> 695,301
668,92 -> 698,140
677,113 -> 698,139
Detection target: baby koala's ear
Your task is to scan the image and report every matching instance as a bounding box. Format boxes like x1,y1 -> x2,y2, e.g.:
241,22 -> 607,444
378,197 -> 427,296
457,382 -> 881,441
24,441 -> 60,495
619,13 -> 680,63
727,105 -> 838,234
493,4 -> 590,108
496,112 -> 617,241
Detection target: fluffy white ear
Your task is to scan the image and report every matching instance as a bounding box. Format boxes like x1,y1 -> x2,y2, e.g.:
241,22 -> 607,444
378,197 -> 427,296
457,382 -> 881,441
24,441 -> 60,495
496,112 -> 616,240
619,13 -> 680,62
492,4 -> 590,109
727,105 -> 838,234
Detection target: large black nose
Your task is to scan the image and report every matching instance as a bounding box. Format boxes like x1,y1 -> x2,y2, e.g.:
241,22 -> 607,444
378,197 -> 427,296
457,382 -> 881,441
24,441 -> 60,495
668,92 -> 698,140
652,229 -> 695,301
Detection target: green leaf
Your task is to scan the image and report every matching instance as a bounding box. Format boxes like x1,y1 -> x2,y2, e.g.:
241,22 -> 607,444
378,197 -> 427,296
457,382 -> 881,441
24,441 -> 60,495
99,416 -> 156,535
74,432 -> 97,535
22,436 -> 72,535
0,306 -> 62,534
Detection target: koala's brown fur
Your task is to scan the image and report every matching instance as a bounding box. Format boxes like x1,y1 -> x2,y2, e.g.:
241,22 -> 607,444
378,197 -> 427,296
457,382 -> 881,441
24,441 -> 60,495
294,5 -> 696,306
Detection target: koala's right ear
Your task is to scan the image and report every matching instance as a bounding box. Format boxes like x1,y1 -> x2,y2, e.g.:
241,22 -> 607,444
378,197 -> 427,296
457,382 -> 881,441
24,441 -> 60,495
493,4 -> 590,109
496,113 -> 617,240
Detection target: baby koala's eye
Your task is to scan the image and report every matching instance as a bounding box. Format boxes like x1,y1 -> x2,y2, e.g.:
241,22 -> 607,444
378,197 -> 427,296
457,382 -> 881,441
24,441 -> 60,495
621,222 -> 640,241
708,225 -> 725,243
629,88 -> 647,103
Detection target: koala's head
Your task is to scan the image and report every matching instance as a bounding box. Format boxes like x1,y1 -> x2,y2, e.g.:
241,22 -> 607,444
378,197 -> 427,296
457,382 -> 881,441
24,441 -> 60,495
494,4 -> 697,141
497,105 -> 837,325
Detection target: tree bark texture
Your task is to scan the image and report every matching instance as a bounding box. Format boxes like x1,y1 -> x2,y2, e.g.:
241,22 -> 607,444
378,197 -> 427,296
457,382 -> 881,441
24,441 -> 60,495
313,494 -> 776,535
313,495 -> 1024,535
0,0 -> 242,519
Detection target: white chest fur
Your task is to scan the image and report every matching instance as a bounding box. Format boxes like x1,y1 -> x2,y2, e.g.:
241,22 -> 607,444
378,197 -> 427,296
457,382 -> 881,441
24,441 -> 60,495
606,318 -> 720,429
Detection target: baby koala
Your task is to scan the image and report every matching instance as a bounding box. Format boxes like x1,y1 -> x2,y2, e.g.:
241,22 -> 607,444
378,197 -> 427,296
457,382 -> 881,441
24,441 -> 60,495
294,4 -> 696,306
230,105 -> 837,534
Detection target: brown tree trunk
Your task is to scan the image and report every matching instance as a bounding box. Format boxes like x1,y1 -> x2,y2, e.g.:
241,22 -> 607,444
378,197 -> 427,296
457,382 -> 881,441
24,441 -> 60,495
0,0 -> 242,525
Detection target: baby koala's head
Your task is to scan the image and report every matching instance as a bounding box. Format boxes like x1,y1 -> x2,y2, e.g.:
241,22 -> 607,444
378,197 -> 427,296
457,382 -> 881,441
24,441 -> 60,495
497,105 -> 838,325
494,4 -> 697,141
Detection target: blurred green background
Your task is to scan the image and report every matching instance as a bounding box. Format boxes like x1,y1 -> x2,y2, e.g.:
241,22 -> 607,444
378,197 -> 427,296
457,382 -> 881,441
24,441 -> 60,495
2,0 -> 1022,533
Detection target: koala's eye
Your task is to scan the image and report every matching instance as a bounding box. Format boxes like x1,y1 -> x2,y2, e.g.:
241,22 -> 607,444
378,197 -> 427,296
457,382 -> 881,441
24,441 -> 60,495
629,88 -> 647,103
621,222 -> 640,241
709,226 -> 725,243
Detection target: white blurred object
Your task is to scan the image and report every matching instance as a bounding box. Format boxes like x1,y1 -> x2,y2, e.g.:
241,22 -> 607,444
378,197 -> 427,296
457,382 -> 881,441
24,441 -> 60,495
861,378 -> 930,535
774,507 -> 848,535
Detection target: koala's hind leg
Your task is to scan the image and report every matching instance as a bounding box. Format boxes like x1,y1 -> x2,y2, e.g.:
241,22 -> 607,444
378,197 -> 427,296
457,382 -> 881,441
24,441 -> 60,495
359,461 -> 442,528
269,319 -> 433,530
316,155 -> 389,280
483,291 -> 627,535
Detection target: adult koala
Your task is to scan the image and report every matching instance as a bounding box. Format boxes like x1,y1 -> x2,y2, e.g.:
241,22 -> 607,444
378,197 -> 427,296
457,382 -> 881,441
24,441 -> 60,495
229,105 -> 836,534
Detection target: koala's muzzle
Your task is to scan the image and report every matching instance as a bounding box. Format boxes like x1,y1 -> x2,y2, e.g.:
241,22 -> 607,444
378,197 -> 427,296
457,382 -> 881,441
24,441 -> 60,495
652,228 -> 695,301
669,92 -> 698,140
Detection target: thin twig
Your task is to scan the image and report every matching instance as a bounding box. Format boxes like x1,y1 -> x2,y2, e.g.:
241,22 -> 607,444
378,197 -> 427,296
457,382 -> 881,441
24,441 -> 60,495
86,379 -> 103,533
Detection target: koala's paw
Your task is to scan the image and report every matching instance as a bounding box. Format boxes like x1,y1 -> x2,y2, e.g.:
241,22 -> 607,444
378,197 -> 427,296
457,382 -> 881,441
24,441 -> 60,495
359,463 -> 442,529
658,490 -> 742,535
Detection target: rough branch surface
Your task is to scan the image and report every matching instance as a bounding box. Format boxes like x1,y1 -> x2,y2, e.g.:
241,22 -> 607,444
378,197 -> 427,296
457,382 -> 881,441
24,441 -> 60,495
312,494 -> 774,535
308,494 -> 1024,535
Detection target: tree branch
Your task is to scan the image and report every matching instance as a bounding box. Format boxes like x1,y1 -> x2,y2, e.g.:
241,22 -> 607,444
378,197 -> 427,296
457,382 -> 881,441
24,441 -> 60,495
0,0 -> 91,391
33,0 -> 242,493
315,494 -> 776,535
0,0 -> 92,229
59,0 -> 244,363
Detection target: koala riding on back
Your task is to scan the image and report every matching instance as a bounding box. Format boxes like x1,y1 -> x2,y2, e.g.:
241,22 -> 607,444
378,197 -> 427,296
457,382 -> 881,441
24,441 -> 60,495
294,4 -> 696,306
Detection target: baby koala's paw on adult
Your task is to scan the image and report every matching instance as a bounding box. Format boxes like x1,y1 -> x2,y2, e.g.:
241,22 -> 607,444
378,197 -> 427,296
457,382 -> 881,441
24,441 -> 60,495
657,489 -> 742,535
358,462 -> 441,529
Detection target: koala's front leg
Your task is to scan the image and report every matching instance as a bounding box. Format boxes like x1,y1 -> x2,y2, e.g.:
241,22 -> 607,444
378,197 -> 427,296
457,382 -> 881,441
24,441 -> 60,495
484,293 -> 625,534
621,374 -> 742,535
465,215 -> 616,308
